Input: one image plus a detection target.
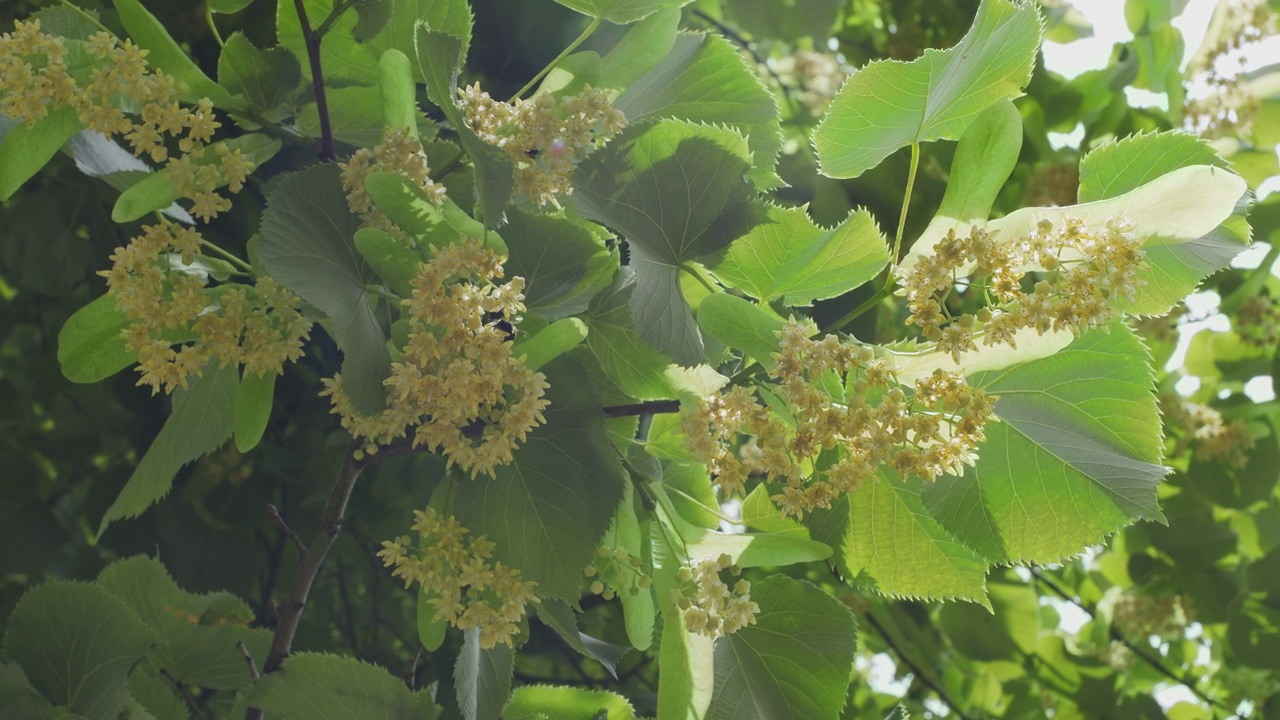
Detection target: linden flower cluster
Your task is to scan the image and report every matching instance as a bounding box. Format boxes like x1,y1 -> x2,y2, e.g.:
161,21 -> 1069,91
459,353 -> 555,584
584,544 -> 652,601
0,21 -> 250,222
1111,592 -> 1195,643
901,216 -> 1148,363
773,49 -> 846,115
457,83 -> 626,207
378,508 -> 538,649
100,223 -> 310,394
668,554 -> 758,638
339,128 -> 447,232
1183,0 -> 1276,138
1236,294 -> 1279,348
683,319 -> 994,519
321,240 -> 549,475
1161,395 -> 1255,469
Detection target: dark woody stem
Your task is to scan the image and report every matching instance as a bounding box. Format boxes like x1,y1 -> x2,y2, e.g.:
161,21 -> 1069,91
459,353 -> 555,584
292,0 -> 336,161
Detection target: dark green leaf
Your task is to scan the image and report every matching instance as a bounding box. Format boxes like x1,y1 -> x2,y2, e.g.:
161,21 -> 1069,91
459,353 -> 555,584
217,33 -> 303,122
708,576 -> 857,720
455,628 -> 514,720
583,269 -> 679,399
453,357 -> 627,599
535,599 -> 630,676
0,664 -> 57,720
98,361 -> 239,536
96,556 -> 272,690
502,207 -> 615,315
2,582 -> 154,720
246,652 -> 422,719
937,570 -> 1038,661
260,164 -> 391,414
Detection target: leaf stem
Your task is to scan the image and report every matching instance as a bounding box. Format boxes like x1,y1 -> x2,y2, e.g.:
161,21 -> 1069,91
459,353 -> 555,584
58,0 -> 112,34
292,0 -> 337,161
244,445 -> 364,719
200,238 -> 254,273
820,285 -> 890,334
205,3 -> 225,47
681,263 -> 718,295
312,0 -> 358,40
888,142 -> 920,287
509,16 -> 602,102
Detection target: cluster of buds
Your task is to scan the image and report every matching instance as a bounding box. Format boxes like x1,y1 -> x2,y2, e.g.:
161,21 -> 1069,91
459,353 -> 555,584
456,83 -> 626,207
902,216 -> 1148,363
683,319 -> 994,519
0,21 -> 253,221
584,544 -> 652,601
1182,0 -> 1275,138
773,49 -> 846,116
378,508 -> 539,649
1235,294 -> 1279,348
100,223 -> 310,394
1110,592 -> 1195,642
339,128 -> 447,233
1161,394 -> 1255,469
669,553 -> 759,638
321,240 -> 549,475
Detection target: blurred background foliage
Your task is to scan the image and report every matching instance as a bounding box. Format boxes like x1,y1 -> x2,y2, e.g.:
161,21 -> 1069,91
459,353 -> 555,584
1,0 -> 1279,717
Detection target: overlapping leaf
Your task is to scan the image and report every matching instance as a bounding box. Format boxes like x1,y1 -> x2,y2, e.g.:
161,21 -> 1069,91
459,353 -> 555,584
573,120 -> 756,365
814,0 -> 1042,178
246,653 -> 429,719
259,164 -> 391,414
456,629 -> 513,720
922,324 -> 1167,565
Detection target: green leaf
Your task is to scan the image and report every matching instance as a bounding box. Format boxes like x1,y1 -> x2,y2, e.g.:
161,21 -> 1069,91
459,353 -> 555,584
98,362 -> 238,536
502,208 -> 615,316
0,104 -> 82,201
713,204 -> 888,306
814,0 -> 1042,178
574,120 -> 756,364
380,49 -> 418,137
354,227 -> 421,296
662,460 -> 720,529
246,653 -> 422,719
210,0 -> 253,12
504,686 -> 635,719
112,134 -> 281,222
417,585 -> 447,652
707,576 -> 857,720
2,582 -> 154,720
278,0 -> 379,84
453,357 -> 627,599
96,556 -> 271,690
217,33 -> 303,122
369,0 -> 473,78
455,628 -> 514,720
1077,130 -> 1226,203
298,86 -> 385,147
935,99 -> 1023,222
656,605 -> 714,720
29,4 -> 106,39
651,486 -> 831,568
842,473 -> 990,604
511,318 -> 589,372
415,27 -> 513,225
353,0 -> 393,40
696,293 -> 783,371
234,370 -> 275,453
362,171 -> 504,255
615,33 -> 781,187
58,294 -> 136,384
922,324 -> 1168,565
739,484 -> 808,538
552,0 -> 692,24
602,472 -> 656,650
0,664 -> 57,720
583,270 -> 679,400
114,0 -> 239,107
534,599 -> 630,676
723,0 -> 842,43
260,164 -> 391,414
597,8 -> 680,90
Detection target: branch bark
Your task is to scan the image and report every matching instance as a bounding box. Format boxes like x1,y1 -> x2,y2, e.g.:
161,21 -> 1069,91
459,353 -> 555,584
244,445 -> 364,720
291,0 -> 336,161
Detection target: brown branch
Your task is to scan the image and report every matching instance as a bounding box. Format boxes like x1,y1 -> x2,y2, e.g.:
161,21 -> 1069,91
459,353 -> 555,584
160,667 -> 207,720
268,503 -> 308,557
237,641 -> 261,682
603,400 -> 681,417
291,0 -> 335,161
863,610 -> 975,720
244,445 -> 364,720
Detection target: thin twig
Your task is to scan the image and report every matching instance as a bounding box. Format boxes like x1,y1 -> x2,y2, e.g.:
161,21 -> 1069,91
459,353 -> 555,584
244,445 -> 365,720
1031,568 -> 1229,713
237,641 -> 261,681
406,647 -> 423,690
160,667 -> 208,720
863,610 -> 975,720
267,503 -> 308,557
291,0 -> 336,161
